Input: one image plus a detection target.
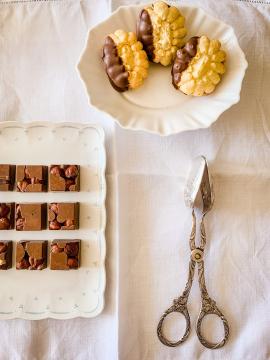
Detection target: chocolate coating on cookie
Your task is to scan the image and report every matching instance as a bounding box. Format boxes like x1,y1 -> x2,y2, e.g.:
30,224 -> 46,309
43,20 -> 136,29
102,36 -> 129,92
137,9 -> 154,61
172,37 -> 199,89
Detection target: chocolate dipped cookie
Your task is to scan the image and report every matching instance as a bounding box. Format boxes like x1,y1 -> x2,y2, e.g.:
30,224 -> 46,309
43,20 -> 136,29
137,1 -> 186,66
172,35 -> 226,96
102,30 -> 149,92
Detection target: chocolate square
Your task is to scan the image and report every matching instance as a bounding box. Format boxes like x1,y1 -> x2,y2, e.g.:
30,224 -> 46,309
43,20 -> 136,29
49,165 -> 80,191
0,203 -> 15,230
0,241 -> 12,270
16,165 -> 48,192
0,165 -> 15,191
15,203 -> 47,231
16,240 -> 47,270
48,203 -> 79,230
50,239 -> 80,270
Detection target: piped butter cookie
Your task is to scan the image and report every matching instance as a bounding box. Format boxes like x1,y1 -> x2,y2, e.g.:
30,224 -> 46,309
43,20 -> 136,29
102,30 -> 149,92
172,35 -> 226,96
137,1 -> 187,66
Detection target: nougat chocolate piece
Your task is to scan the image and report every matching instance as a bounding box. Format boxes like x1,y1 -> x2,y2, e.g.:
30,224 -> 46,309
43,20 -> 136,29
49,165 -> 80,192
48,203 -> 79,230
15,203 -> 47,231
0,165 -> 15,191
0,241 -> 12,269
16,240 -> 47,270
16,165 -> 48,192
50,239 -> 80,270
0,203 -> 15,230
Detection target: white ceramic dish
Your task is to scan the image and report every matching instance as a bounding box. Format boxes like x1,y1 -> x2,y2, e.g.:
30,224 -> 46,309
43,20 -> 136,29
0,122 -> 106,320
77,4 -> 248,136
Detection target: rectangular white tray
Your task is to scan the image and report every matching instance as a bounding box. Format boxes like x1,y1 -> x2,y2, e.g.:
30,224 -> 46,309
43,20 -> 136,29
0,122 -> 106,319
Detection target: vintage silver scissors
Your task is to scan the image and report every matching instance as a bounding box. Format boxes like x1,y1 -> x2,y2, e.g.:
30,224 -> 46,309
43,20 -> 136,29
157,156 -> 229,349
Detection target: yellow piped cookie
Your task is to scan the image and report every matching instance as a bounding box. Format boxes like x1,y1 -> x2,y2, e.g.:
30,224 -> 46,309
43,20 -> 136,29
137,1 -> 187,66
172,36 -> 226,96
102,30 -> 149,92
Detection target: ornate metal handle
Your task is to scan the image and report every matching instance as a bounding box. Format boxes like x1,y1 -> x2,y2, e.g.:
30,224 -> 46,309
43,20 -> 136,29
157,260 -> 195,347
157,297 -> 190,347
196,260 -> 229,349
196,299 -> 229,349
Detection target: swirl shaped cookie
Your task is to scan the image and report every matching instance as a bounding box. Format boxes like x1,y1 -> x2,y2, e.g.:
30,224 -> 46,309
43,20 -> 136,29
102,30 -> 149,92
137,1 -> 187,66
172,35 -> 226,96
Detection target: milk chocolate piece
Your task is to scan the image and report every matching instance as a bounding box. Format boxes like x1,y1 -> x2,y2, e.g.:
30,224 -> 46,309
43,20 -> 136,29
16,240 -> 47,270
48,203 -> 79,230
16,165 -> 48,192
172,37 -> 199,89
49,165 -> 80,192
0,165 -> 15,191
50,239 -> 80,270
0,241 -> 12,270
0,203 -> 15,230
15,203 -> 47,231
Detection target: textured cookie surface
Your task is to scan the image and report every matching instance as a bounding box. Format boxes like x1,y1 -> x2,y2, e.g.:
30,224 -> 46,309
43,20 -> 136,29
102,30 -> 149,92
172,35 -> 226,96
137,1 -> 187,66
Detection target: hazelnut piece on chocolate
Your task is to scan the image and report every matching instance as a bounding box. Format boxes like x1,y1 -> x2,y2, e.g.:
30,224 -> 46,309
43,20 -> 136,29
50,165 -> 62,176
49,220 -> 62,230
102,30 -> 149,92
0,218 -> 10,230
137,1 -> 187,66
65,165 -> 78,178
172,35 -> 226,96
0,203 -> 15,230
0,241 -> 12,270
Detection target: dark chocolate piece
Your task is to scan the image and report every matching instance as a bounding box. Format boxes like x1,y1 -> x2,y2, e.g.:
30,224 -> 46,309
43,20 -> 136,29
136,9 -> 154,61
0,165 -> 15,191
15,203 -> 47,231
0,203 -> 15,230
48,203 -> 79,230
102,36 -> 129,92
49,165 -> 80,192
0,241 -> 12,270
16,165 -> 48,192
16,240 -> 47,270
171,36 -> 199,89
50,239 -> 80,270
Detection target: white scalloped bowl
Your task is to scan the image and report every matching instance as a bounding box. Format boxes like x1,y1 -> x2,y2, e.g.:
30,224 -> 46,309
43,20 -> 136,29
77,4 -> 248,136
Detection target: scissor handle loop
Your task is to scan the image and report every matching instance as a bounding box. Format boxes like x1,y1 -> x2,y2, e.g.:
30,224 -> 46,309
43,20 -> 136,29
196,300 -> 229,349
157,300 -> 190,347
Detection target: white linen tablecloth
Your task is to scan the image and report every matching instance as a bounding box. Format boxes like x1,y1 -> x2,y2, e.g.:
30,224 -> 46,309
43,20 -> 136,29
1,0 -> 270,359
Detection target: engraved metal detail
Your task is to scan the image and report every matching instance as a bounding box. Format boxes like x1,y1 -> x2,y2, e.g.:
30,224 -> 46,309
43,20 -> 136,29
157,260 -> 195,347
196,260 -> 230,349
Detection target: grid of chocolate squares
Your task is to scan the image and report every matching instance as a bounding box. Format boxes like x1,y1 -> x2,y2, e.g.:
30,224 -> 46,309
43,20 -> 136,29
0,240 -> 80,270
0,164 -> 82,271
0,202 -> 79,231
0,164 -> 80,192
